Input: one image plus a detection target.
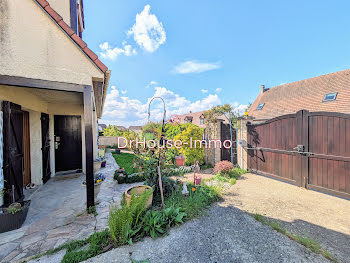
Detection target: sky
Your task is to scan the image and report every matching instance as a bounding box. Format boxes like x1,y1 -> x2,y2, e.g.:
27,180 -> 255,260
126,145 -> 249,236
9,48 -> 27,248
83,0 -> 350,127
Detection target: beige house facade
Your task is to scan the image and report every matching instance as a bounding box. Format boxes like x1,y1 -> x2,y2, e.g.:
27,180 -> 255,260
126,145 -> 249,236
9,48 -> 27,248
0,0 -> 110,207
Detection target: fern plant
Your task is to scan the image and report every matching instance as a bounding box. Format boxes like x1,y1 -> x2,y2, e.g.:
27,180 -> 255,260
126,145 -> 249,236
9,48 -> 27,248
108,188 -> 153,245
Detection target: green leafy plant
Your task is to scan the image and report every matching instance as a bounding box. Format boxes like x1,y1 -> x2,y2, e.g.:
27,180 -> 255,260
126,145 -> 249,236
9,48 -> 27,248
162,206 -> 186,228
142,210 -> 166,238
8,203 -> 22,214
114,172 -> 146,184
108,188 -> 153,245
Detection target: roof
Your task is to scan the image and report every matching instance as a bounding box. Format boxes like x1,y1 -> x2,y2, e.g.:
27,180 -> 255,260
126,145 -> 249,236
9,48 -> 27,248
129,126 -> 142,130
248,69 -> 350,121
117,126 -> 127,131
174,111 -> 229,128
35,0 -> 108,73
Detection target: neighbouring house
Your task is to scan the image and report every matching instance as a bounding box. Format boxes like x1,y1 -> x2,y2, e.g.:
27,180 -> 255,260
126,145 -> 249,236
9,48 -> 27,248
118,125 -> 127,131
237,69 -> 350,180
0,0 -> 110,208
174,111 -> 236,166
98,123 -> 107,132
129,125 -> 142,133
247,69 -> 350,122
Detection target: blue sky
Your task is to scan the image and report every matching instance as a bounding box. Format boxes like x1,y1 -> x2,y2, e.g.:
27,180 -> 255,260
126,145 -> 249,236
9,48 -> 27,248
83,0 -> 350,127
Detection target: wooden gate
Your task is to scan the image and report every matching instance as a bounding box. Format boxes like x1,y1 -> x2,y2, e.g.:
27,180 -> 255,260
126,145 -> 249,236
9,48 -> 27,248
220,122 -> 237,164
2,102 -> 24,203
247,110 -> 350,199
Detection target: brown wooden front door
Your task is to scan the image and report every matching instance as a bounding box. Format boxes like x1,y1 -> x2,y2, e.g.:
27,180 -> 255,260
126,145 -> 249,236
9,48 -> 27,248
22,111 -> 31,186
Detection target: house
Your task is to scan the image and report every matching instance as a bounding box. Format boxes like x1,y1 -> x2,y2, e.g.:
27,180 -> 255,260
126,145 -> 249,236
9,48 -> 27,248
129,125 -> 142,133
248,69 -> 350,122
174,111 -> 229,128
0,0 -> 110,208
117,126 -> 127,131
98,123 -> 107,132
237,68 -> 350,170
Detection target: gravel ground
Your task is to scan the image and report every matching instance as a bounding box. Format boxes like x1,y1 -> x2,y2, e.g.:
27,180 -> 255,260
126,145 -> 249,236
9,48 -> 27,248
84,193 -> 329,263
228,173 -> 350,263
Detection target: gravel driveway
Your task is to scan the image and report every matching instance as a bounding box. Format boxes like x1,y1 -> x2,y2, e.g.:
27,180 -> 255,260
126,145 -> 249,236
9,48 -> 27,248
228,173 -> 350,263
84,193 -> 329,263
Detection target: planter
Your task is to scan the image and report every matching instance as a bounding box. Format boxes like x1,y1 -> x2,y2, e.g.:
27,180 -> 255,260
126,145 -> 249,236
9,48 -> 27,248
194,176 -> 202,186
175,156 -> 186,166
83,182 -> 102,203
0,201 -> 31,233
94,161 -> 102,173
125,185 -> 153,208
101,160 -> 107,168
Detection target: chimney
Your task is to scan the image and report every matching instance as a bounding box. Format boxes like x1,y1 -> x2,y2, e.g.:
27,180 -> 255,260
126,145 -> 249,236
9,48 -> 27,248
260,85 -> 265,93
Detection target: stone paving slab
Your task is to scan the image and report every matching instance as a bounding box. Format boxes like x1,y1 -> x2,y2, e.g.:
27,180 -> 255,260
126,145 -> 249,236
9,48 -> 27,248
0,153 -> 136,263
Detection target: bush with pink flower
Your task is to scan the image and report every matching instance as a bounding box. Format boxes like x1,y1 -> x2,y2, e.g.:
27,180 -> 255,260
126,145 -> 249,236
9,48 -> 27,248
213,161 -> 234,176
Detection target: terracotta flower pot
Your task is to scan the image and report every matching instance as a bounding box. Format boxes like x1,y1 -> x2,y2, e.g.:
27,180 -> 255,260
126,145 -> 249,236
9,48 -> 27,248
175,156 -> 186,166
125,185 -> 153,208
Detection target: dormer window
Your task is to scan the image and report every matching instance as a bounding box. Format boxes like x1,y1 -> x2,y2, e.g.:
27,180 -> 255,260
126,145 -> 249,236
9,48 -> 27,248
256,103 -> 264,110
200,117 -> 204,125
323,92 -> 337,102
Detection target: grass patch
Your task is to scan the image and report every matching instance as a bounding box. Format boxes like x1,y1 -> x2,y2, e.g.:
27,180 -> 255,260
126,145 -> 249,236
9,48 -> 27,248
112,152 -> 137,175
165,183 -> 222,220
253,214 -> 338,262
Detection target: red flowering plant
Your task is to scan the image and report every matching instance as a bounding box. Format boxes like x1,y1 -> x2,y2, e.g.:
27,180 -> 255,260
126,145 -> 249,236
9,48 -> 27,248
213,160 -> 233,177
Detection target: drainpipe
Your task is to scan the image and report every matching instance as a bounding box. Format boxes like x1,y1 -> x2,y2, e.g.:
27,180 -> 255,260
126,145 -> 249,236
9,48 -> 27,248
240,119 -> 243,169
229,118 -> 233,164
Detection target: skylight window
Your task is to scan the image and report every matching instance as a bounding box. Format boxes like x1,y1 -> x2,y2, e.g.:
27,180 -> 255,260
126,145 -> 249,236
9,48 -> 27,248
256,103 -> 265,110
323,92 -> 337,102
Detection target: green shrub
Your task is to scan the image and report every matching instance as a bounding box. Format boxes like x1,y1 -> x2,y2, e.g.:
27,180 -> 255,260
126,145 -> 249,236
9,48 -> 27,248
173,125 -> 205,165
225,167 -> 247,179
142,210 -> 166,238
165,184 -> 221,220
114,172 -> 146,184
142,206 -> 186,238
108,188 -> 153,245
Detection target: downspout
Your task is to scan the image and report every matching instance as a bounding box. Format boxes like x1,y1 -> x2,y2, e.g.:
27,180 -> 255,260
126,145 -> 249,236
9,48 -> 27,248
240,119 -> 243,169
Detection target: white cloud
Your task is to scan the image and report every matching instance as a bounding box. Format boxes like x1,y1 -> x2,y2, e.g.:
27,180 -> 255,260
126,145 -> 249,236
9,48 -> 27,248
99,41 -> 137,60
173,60 -> 221,74
215,88 -> 222,93
145,81 -> 158,89
101,86 -> 222,126
128,5 -> 166,53
121,90 -> 127,94
201,89 -> 208,94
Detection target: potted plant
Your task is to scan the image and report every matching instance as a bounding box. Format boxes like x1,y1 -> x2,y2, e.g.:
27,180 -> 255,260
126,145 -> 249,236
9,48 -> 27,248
0,184 -> 31,233
94,157 -> 104,173
175,155 -> 186,166
82,173 -> 106,203
124,185 -> 153,208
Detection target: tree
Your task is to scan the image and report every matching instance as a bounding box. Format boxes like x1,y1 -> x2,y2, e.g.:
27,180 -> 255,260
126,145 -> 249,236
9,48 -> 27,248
102,125 -> 123,137
173,125 -> 205,165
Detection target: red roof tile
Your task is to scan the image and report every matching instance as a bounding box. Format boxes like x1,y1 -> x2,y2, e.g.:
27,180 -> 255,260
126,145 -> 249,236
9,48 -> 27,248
35,0 -> 108,73
248,69 -> 350,121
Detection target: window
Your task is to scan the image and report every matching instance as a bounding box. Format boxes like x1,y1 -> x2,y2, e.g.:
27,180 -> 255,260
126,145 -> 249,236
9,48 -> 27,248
323,92 -> 337,102
200,117 -> 204,125
256,103 -> 264,110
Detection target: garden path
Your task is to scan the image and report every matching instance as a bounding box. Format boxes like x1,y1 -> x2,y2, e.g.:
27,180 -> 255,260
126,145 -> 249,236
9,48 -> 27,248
0,153 -> 136,263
